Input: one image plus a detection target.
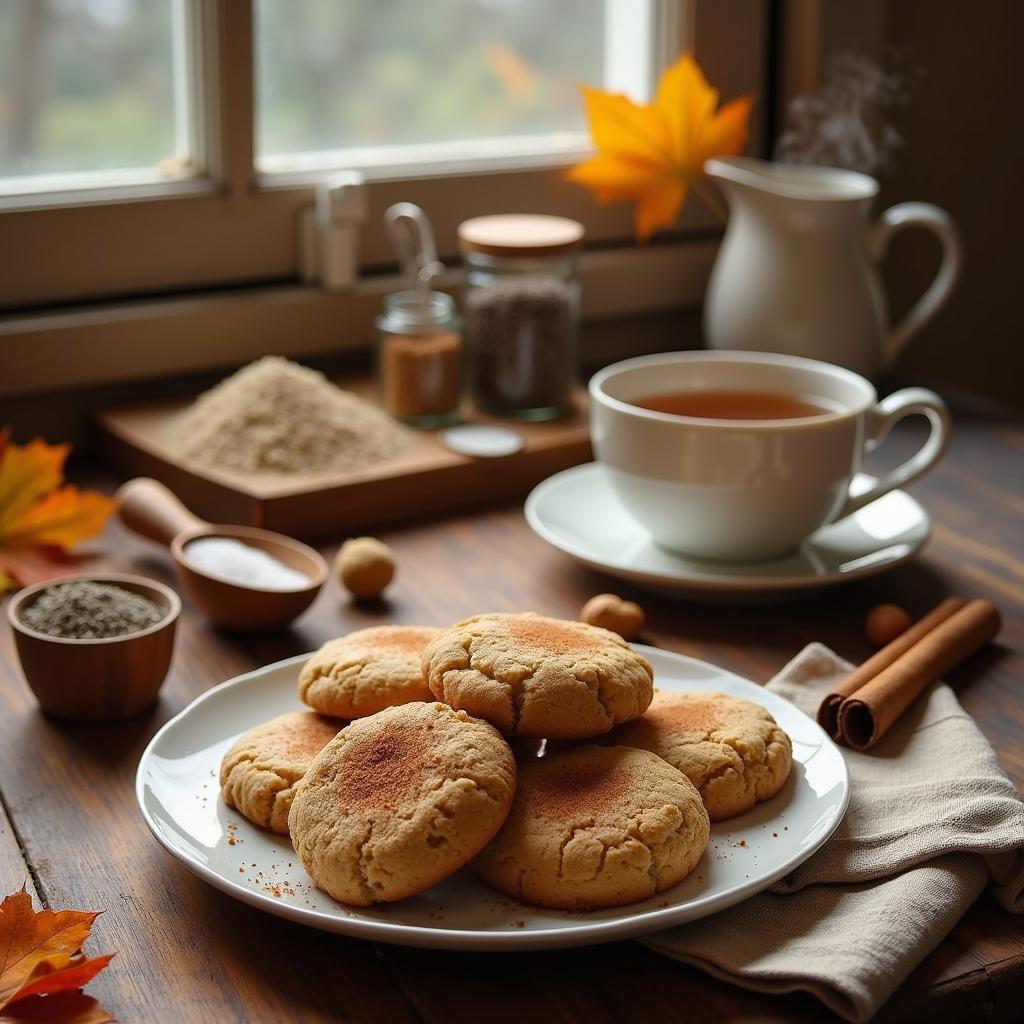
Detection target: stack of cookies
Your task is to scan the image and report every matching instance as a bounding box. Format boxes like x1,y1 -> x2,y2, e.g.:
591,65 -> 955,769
220,613 -> 792,911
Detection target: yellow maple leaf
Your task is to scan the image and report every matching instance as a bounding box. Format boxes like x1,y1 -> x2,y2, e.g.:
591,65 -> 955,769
0,888 -> 115,1020
0,435 -> 68,535
0,431 -> 115,594
566,53 -> 753,240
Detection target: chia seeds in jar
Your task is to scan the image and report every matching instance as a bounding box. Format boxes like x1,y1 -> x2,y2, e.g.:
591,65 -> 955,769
458,214 -> 583,420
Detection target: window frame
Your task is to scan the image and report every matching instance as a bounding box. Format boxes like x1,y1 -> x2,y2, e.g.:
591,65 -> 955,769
0,0 -> 769,310
0,0 -> 770,398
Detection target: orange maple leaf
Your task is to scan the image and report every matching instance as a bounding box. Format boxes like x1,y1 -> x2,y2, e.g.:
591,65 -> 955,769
0,890 -> 115,1020
2,488 -> 116,549
0,431 -> 114,594
486,42 -> 538,99
0,990 -> 115,1023
13,955 -> 115,1003
566,53 -> 753,240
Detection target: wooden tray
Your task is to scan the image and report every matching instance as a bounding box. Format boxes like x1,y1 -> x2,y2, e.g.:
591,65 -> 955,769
96,380 -> 591,539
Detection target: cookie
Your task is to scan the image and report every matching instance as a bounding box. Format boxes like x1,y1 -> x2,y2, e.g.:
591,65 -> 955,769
473,745 -> 708,910
220,711 -> 343,834
298,625 -> 439,718
604,690 -> 792,820
289,701 -> 516,906
422,612 -> 654,739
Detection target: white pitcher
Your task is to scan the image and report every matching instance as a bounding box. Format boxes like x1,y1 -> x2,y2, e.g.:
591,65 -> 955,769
703,156 -> 962,379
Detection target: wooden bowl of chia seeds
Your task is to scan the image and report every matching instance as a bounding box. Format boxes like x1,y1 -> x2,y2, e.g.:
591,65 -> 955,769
7,573 -> 180,722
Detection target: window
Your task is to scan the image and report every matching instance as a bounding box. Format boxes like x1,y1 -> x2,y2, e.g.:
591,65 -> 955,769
0,1 -> 768,394
0,0 -> 196,194
256,0 -> 605,175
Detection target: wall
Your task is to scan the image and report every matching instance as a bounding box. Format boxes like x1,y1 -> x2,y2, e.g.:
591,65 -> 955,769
877,1 -> 1022,406
0,309 -> 703,445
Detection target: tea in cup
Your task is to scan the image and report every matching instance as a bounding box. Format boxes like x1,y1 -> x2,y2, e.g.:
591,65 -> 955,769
589,351 -> 951,561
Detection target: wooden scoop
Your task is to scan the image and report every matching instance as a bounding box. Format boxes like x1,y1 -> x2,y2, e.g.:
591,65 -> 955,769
116,478 -> 327,631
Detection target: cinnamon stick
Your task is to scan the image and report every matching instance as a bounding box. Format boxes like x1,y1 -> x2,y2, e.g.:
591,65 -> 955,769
837,598 -> 1001,750
816,596 -> 965,739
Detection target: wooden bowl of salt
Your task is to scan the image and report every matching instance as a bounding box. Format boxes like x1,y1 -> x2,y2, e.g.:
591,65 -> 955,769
116,478 -> 326,631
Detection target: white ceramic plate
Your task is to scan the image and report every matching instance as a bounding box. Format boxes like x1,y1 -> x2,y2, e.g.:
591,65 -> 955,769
136,647 -> 849,951
525,463 -> 930,598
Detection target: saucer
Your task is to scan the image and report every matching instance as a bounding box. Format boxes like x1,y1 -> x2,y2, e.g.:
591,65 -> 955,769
524,463 -> 931,598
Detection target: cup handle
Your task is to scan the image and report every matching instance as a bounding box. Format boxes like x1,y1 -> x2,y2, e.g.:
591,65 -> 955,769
833,387 -> 951,520
870,202 -> 962,366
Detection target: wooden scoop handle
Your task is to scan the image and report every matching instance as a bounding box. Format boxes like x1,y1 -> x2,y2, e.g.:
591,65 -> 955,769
116,477 -> 208,547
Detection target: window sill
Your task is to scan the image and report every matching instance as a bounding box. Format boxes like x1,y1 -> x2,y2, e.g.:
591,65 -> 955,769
256,133 -> 594,186
0,237 -> 718,398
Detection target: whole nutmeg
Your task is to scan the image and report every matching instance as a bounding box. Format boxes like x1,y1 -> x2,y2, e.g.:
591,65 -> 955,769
335,536 -> 396,600
580,593 -> 645,640
865,603 -> 912,647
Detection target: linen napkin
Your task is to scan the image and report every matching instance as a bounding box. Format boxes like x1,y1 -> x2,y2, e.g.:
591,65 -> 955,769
641,643 -> 1024,1022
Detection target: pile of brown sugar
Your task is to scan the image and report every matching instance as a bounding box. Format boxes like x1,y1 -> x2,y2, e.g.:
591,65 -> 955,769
171,356 -> 409,476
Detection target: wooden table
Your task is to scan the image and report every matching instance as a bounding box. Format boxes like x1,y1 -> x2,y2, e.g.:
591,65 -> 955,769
1,403 -> 1021,1024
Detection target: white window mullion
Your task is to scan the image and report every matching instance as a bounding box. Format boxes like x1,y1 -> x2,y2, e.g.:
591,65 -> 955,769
205,0 -> 253,196
604,0 -> 695,103
171,0 -> 192,166
604,0 -> 657,101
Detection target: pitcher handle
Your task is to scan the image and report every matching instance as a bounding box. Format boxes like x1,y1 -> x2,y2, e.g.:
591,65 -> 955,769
870,202 -> 962,366
833,387 -> 952,520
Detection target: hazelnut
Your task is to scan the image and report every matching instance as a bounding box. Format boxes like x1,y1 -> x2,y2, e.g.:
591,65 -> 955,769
865,603 -> 912,647
580,593 -> 645,640
335,536 -> 395,600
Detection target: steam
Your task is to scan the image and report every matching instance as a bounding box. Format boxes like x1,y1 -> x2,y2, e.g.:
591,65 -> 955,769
775,53 -> 918,175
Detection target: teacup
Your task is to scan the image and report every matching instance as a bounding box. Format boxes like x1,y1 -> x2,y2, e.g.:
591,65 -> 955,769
589,351 -> 951,561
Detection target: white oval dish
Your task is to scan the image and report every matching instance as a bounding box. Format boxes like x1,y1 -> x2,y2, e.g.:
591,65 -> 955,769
525,463 -> 930,598
136,646 -> 849,951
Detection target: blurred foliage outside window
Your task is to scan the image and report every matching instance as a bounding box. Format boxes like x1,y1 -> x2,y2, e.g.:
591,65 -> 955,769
0,0 -> 608,190
255,0 -> 606,166
0,0 -> 184,183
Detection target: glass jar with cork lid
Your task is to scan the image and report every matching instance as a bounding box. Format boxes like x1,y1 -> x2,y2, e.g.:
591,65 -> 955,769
458,214 -> 583,421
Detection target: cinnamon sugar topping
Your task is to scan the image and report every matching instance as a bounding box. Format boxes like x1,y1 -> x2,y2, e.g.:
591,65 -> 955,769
281,715 -> 340,757
507,617 -> 600,655
380,627 -> 436,652
527,759 -> 631,819
648,697 -> 720,733
339,724 -> 427,807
